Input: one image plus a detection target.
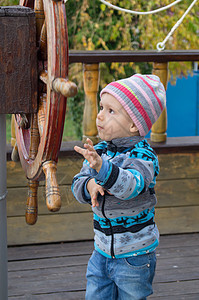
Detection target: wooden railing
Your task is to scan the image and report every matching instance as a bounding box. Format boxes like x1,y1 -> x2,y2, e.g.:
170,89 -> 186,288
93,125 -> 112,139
69,50 -> 199,143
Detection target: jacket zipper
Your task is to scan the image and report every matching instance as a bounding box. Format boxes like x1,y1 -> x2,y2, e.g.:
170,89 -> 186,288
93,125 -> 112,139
102,195 -> 115,258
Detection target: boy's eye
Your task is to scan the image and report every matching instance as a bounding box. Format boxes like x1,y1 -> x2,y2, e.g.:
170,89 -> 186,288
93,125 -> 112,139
100,105 -> 103,110
109,108 -> 114,114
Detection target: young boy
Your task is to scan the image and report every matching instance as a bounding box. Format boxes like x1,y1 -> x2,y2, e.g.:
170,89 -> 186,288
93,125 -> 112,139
72,74 -> 166,300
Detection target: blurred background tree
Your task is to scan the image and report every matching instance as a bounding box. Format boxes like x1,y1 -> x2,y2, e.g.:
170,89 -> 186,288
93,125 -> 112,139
2,0 -> 199,140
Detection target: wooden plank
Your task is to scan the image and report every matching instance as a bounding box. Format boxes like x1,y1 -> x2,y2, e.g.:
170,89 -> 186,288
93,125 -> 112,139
151,280 -> 199,297
156,178 -> 199,207
6,185 -> 91,217
8,263 -> 199,294
155,206 -> 199,234
8,253 -> 199,274
7,205 -> 199,245
8,269 -> 87,295
8,257 -> 89,272
7,152 -> 199,188
7,157 -> 83,188
7,236 -> 199,262
7,233 -> 199,299
7,212 -> 94,246
155,256 -> 199,271
150,294 -> 199,300
158,233 -> 199,248
8,291 -> 86,300
156,245 -> 199,259
8,241 -> 94,260
158,152 -> 199,180
6,178 -> 199,217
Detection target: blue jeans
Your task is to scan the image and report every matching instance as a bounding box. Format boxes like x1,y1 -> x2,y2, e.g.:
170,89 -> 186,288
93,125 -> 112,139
86,250 -> 156,300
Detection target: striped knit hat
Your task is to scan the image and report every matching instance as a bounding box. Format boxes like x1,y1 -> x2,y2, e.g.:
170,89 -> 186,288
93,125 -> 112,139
100,74 -> 166,136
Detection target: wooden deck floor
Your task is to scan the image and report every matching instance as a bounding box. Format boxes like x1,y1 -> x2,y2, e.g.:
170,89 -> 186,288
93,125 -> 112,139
8,233 -> 199,299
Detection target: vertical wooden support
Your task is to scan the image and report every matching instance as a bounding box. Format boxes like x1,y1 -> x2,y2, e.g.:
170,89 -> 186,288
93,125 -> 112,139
82,63 -> 100,144
150,62 -> 168,143
0,114 -> 8,299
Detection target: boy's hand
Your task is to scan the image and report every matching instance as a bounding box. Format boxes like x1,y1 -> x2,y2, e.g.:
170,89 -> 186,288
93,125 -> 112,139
74,138 -> 102,173
87,178 -> 104,207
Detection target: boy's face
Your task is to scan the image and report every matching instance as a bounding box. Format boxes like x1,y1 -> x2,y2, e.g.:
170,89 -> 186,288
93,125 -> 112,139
96,93 -> 139,141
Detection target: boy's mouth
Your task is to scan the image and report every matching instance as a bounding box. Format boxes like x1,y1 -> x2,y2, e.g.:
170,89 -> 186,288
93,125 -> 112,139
97,125 -> 104,130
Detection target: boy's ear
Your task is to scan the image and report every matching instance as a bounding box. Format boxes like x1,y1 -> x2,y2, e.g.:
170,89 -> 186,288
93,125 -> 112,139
130,123 -> 139,134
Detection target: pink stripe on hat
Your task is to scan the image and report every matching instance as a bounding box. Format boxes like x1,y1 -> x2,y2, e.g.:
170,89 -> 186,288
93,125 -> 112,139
129,78 -> 158,121
146,75 -> 165,94
134,75 -> 164,110
112,82 -> 152,130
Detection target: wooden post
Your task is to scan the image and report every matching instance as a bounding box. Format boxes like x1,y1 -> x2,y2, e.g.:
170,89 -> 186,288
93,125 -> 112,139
150,62 -> 168,143
82,63 -> 100,144
0,114 -> 8,299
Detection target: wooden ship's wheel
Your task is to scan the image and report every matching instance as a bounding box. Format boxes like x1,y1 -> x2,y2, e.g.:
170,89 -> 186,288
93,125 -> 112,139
14,0 -> 77,224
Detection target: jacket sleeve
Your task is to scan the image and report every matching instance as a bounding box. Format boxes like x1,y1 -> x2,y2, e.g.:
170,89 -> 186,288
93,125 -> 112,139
71,141 -> 107,204
71,161 -> 93,204
95,149 -> 158,200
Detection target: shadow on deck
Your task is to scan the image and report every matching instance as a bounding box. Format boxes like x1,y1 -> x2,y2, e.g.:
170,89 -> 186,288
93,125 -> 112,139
8,233 -> 199,299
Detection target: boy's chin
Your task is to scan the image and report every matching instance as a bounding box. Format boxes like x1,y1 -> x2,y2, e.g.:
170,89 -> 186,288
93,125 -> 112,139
98,133 -> 112,141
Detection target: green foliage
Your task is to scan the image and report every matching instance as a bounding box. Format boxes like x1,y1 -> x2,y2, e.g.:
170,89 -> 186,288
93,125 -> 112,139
66,0 -> 199,79
67,89 -> 85,140
0,0 -> 18,5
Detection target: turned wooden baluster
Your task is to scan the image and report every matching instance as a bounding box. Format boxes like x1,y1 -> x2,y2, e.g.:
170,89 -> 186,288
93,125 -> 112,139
82,63 -> 100,144
26,114 -> 40,224
150,62 -> 168,143
42,161 -> 61,212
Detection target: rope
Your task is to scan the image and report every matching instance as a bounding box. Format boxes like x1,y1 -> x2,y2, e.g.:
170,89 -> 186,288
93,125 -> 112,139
157,0 -> 198,51
99,0 -> 182,15
99,0 -> 198,51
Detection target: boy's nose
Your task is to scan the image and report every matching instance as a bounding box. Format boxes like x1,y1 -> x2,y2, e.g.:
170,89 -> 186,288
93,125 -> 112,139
97,110 -> 104,120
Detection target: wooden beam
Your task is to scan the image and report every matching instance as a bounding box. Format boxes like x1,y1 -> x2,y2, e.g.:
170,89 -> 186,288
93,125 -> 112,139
69,50 -> 199,64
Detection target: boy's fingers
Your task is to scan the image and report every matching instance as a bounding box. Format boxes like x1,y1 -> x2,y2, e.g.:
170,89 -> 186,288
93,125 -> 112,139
87,138 -> 93,147
84,143 -> 95,152
99,188 -> 104,196
92,199 -> 99,207
74,146 -> 85,155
